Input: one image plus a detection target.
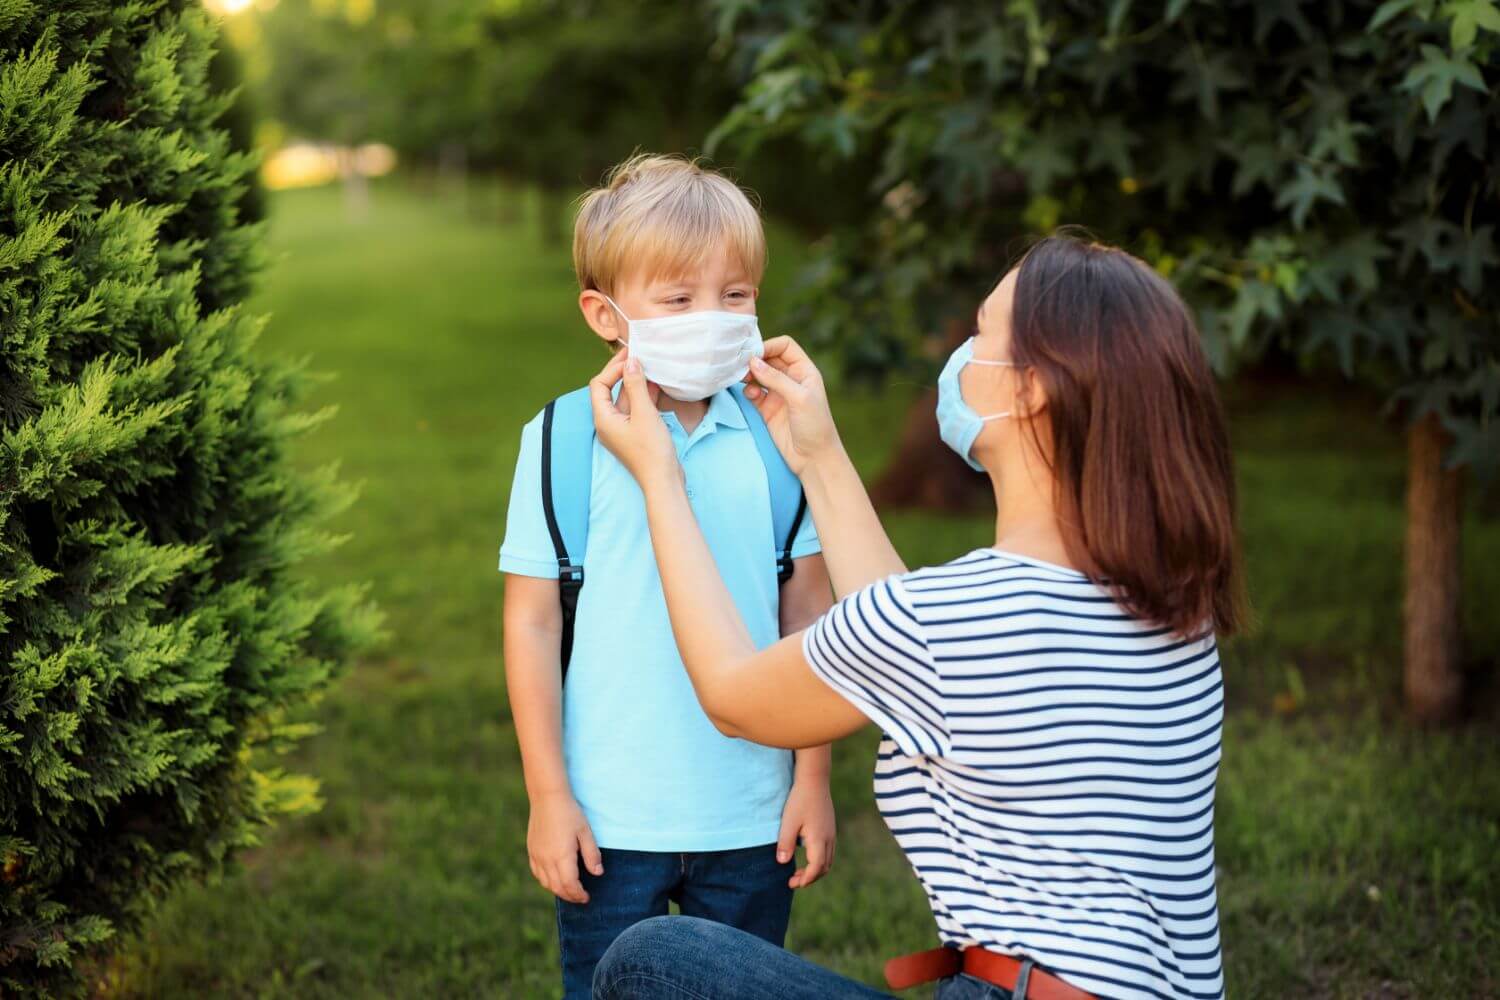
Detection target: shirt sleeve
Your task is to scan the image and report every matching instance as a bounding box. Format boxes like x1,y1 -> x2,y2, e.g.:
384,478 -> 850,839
787,493 -> 821,559
801,575 -> 948,757
498,413 -> 562,578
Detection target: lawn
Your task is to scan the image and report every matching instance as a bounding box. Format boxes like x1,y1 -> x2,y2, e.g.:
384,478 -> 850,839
113,181 -> 1499,998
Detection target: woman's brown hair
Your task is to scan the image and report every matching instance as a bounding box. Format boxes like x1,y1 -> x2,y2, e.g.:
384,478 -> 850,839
1010,233 -> 1247,638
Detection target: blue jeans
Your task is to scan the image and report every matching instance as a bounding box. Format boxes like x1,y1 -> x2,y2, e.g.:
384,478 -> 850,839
557,846 -> 794,1000
593,915 -> 1025,1000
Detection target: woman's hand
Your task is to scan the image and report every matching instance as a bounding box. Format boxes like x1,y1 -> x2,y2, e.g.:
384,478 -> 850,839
743,336 -> 842,476
589,353 -> 680,489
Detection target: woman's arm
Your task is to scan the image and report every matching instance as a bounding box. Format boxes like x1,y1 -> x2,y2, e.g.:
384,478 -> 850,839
796,441 -> 906,600
640,481 -> 867,747
743,346 -> 906,598
589,356 -> 869,749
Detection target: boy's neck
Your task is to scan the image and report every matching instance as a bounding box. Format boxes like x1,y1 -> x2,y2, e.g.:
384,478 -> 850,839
655,393 -> 710,435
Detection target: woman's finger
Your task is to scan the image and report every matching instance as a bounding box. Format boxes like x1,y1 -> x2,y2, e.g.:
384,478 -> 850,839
589,354 -> 628,423
760,335 -> 810,369
748,355 -> 803,399
622,357 -> 654,413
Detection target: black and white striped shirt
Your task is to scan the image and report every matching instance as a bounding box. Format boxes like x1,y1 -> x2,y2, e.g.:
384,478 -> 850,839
803,549 -> 1224,1000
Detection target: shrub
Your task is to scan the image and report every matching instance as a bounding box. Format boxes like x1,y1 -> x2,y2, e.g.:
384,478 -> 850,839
0,2 -> 378,993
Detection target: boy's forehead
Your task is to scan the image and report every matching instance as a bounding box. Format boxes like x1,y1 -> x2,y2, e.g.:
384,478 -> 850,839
624,248 -> 757,291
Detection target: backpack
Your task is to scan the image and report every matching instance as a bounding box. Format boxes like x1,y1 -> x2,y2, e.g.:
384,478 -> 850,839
539,384 -> 808,677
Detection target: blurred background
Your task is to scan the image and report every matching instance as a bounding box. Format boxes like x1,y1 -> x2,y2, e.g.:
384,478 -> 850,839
111,0 -> 1498,995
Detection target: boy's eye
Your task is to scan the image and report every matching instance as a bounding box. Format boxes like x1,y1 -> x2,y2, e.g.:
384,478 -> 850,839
726,290 -> 749,301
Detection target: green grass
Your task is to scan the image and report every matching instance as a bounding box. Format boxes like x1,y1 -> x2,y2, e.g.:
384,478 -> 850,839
113,181 -> 1500,998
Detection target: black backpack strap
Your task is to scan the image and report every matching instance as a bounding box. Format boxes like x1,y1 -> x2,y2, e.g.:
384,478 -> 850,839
779,491 -> 809,584
540,397 -> 588,678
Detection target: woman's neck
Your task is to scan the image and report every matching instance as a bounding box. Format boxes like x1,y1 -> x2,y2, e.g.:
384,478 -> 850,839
989,457 -> 1079,572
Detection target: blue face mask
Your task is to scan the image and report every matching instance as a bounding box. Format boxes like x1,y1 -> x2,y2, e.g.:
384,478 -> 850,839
936,337 -> 1014,472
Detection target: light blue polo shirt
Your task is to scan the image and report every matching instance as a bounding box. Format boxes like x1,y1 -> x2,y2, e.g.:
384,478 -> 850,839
499,388 -> 820,851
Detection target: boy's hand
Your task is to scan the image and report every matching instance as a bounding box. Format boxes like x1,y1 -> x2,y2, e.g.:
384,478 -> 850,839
590,354 -> 680,489
527,789 -> 604,905
776,778 -> 836,889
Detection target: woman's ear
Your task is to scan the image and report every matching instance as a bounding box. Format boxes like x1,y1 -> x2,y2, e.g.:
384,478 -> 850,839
578,290 -> 623,345
1015,365 -> 1050,420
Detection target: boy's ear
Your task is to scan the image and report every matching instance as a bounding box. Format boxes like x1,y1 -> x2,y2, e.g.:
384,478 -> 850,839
578,289 -> 623,344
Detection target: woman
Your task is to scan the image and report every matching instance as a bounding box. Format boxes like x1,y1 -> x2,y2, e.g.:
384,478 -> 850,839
585,235 -> 1244,1000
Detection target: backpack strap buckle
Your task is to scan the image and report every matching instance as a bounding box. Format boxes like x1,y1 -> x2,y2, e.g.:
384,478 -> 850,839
558,559 -> 584,601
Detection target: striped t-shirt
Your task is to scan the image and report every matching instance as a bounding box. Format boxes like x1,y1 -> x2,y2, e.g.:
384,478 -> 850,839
803,549 -> 1224,1000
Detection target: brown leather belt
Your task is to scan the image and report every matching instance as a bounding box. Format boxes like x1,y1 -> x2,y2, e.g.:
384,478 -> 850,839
885,947 -> 1098,1000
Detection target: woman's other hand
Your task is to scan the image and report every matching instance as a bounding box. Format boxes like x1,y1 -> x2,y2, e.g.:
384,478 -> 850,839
743,336 -> 841,476
590,354 -> 680,489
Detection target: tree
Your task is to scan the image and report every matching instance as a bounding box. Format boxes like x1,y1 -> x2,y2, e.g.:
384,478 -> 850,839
0,3 -> 378,993
710,0 -> 1499,721
244,0 -> 877,234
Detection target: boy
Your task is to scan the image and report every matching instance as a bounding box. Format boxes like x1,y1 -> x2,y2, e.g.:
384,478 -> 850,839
499,155 -> 836,999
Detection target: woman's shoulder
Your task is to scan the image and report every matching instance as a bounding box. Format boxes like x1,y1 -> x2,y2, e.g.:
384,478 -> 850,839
901,548 -> 1099,595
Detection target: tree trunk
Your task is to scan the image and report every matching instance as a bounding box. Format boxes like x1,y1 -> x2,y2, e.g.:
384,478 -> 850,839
1403,412 -> 1464,722
869,317 -> 991,512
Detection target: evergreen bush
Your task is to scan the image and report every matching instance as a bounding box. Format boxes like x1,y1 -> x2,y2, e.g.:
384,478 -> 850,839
0,3 -> 378,993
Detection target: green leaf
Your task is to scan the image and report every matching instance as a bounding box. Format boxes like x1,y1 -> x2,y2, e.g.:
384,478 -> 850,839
1325,233 -> 1393,293
1447,416 -> 1500,474
1310,119 -> 1370,167
1369,0 -> 1421,30
1171,48 -> 1247,120
1400,44 -> 1489,121
1226,280 -> 1283,346
1456,224 -> 1497,294
1254,0 -> 1315,43
1228,141 -> 1285,196
1275,166 -> 1347,228
1166,0 -> 1197,22
1444,0 -> 1500,49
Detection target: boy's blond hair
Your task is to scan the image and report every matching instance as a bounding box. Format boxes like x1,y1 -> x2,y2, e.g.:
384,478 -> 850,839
572,154 -> 766,295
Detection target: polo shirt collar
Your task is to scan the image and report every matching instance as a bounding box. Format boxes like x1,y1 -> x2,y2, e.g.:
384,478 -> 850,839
607,382 -> 747,435
701,387 -> 748,431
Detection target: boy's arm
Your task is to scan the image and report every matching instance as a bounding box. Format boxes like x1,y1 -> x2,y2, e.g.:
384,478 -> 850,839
777,554 -> 837,889
503,574 -> 602,904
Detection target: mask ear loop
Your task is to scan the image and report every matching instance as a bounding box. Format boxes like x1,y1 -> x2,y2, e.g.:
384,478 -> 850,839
966,356 -> 1015,422
601,293 -> 631,349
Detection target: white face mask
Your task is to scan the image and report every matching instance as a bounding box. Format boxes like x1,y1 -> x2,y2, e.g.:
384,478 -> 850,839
604,295 -> 764,401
